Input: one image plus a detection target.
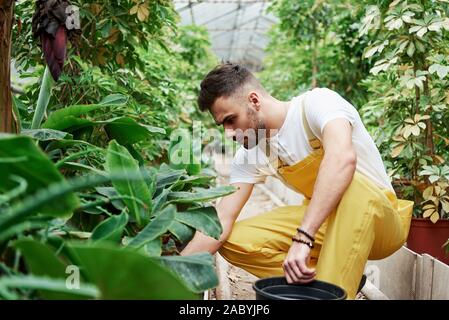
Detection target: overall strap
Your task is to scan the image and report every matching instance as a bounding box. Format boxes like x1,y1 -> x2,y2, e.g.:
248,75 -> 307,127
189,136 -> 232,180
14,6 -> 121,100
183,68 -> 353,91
300,93 -> 322,150
270,93 -> 323,171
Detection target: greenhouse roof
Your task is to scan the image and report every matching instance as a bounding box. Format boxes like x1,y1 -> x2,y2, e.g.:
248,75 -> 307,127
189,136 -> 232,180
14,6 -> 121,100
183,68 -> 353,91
174,0 -> 278,71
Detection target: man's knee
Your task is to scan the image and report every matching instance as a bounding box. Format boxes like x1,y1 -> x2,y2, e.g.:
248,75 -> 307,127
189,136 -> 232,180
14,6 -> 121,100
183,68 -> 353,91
218,219 -> 264,264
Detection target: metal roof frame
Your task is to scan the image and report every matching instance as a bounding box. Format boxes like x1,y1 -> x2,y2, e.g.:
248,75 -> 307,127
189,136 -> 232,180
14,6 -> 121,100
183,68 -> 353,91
174,0 -> 277,71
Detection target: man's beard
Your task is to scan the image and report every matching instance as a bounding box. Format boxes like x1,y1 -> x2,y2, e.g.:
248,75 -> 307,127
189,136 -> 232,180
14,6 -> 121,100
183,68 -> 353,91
242,107 -> 265,149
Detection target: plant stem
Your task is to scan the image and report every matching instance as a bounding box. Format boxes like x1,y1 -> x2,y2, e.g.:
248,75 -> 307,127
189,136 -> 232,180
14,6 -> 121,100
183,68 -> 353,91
31,66 -> 54,129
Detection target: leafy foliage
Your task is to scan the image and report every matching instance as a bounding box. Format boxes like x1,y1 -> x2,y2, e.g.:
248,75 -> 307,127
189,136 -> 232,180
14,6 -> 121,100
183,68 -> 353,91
261,0 -> 449,223
1,0 -> 230,300
358,0 -> 449,221
260,0 -> 372,107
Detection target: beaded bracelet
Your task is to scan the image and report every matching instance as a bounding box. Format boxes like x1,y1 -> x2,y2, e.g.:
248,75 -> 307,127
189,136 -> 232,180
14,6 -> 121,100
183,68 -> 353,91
296,227 -> 315,243
292,234 -> 314,249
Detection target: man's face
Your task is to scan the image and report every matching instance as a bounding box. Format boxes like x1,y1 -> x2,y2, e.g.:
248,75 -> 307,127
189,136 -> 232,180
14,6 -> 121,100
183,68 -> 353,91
211,93 -> 265,149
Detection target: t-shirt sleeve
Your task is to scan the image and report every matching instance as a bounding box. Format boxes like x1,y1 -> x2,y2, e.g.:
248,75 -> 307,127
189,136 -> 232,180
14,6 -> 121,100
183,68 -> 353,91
229,148 -> 266,185
303,88 -> 357,139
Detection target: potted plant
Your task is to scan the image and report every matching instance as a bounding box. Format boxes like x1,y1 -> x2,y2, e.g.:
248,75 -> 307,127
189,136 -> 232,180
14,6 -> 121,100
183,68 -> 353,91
405,165 -> 449,264
356,0 -> 449,264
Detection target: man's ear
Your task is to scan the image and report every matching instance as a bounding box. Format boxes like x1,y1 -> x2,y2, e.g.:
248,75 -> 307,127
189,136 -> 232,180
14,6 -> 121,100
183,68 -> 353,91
248,91 -> 261,111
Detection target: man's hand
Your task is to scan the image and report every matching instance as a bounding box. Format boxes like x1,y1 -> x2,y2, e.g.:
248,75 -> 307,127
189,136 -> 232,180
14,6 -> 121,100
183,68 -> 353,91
180,182 -> 253,256
282,118 -> 355,283
283,239 -> 316,284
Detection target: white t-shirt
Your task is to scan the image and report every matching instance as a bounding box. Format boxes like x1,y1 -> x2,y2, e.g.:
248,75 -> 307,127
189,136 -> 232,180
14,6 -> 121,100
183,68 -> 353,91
229,87 -> 394,192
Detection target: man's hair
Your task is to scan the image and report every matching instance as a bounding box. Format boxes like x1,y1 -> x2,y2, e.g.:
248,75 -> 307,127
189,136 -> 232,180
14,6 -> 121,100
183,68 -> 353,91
198,62 -> 260,112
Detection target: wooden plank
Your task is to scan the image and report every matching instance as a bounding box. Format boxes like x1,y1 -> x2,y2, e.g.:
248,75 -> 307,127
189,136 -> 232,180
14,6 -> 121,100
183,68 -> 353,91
431,256 -> 449,299
361,279 -> 389,300
416,254 -> 433,300
215,253 -> 232,300
367,246 -> 418,299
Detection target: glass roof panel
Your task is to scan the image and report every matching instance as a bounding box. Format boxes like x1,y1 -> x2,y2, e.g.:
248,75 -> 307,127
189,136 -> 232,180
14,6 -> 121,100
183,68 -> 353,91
174,0 -> 278,71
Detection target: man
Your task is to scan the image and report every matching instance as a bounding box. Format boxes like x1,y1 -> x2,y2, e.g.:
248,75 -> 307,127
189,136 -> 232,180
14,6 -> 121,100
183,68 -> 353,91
181,63 -> 413,299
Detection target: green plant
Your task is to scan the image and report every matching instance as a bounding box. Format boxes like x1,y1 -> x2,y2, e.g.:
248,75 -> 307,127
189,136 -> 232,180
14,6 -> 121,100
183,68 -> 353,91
419,165 -> 449,222
358,0 -> 449,221
2,0 -> 226,300
12,1 -> 216,162
0,131 -> 236,299
260,0 -> 371,106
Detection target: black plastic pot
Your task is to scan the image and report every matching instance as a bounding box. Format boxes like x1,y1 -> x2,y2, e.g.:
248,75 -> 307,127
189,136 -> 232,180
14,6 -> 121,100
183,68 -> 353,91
253,276 -> 347,300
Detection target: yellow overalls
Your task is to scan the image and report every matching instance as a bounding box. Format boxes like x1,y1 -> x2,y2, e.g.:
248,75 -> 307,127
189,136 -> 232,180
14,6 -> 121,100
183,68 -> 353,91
219,96 -> 414,299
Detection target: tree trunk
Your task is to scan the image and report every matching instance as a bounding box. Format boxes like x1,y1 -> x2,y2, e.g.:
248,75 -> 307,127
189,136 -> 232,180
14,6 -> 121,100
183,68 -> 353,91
0,0 -> 15,133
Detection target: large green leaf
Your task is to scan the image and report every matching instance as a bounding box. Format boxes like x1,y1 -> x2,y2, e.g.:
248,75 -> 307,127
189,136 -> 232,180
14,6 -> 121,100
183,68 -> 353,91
142,167 -> 157,197
0,135 -> 78,217
169,174 -> 216,192
159,253 -> 218,293
128,205 -> 176,248
151,188 -> 170,214
31,66 -> 54,129
22,129 -> 72,141
0,175 -> 27,205
41,104 -> 104,131
90,211 -> 128,243
95,187 -> 126,210
179,175 -> 216,187
175,206 -> 222,240
105,140 -> 152,226
42,94 -> 128,131
97,94 -> 128,106
156,165 -> 186,190
168,220 -> 195,243
0,173 -> 154,232
103,117 -> 165,145
0,275 -> 99,300
68,243 -> 196,299
168,185 -> 237,204
14,239 -> 88,299
143,237 -> 162,257
124,143 -> 145,166
0,220 -> 49,243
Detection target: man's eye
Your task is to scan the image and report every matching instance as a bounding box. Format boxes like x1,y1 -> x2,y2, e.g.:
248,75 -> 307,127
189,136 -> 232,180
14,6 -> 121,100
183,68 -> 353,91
226,117 -> 235,124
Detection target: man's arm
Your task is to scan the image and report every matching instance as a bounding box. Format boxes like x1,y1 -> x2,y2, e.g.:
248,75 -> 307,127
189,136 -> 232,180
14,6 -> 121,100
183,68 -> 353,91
180,182 -> 254,256
283,118 -> 357,283
300,118 -> 357,235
